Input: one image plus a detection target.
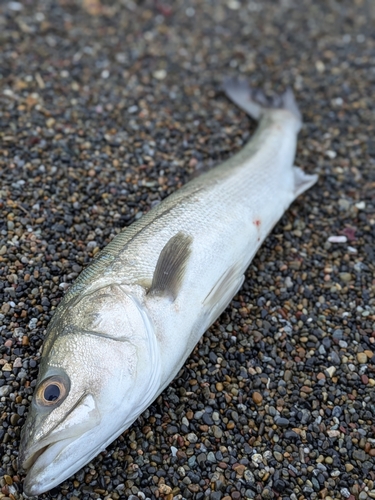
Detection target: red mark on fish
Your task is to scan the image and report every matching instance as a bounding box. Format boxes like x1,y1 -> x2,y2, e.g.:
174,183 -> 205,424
253,219 -> 261,240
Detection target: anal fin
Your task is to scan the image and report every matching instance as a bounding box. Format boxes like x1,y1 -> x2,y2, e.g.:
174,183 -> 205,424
149,232 -> 192,301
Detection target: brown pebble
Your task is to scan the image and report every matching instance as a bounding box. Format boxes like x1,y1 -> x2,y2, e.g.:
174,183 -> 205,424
218,462 -> 228,469
22,335 -> 29,346
357,352 -> 368,364
1,303 -> 10,314
4,475 -> 13,485
232,464 -> 246,476
252,391 -> 263,404
176,451 -> 187,461
284,369 -> 292,381
187,484 -> 200,493
159,484 -> 172,495
10,414 -> 20,426
13,358 -> 22,368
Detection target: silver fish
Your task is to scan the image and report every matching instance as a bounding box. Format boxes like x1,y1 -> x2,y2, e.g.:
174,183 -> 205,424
19,79 -> 317,496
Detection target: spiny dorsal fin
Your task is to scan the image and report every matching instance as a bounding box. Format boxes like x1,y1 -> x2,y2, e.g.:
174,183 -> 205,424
149,232 -> 192,301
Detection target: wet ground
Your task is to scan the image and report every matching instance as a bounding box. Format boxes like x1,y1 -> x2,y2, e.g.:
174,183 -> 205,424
0,0 -> 374,499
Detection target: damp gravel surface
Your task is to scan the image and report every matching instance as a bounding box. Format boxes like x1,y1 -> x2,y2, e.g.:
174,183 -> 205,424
0,0 -> 375,499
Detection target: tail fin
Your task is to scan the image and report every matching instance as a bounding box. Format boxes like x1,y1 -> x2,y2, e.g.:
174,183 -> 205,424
223,78 -> 302,124
223,78 -> 318,194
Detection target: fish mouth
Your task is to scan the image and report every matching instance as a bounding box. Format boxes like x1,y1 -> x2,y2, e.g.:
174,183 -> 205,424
21,437 -> 76,496
22,443 -> 50,471
19,393 -> 103,495
19,438 -> 74,474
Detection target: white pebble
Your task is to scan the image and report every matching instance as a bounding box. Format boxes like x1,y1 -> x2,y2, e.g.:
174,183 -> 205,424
328,235 -> 347,243
8,1 -> 23,11
315,60 -> 325,73
153,69 -> 167,80
326,366 -> 336,378
347,246 -> 357,254
355,201 -> 366,210
227,0 -> 241,9
170,446 -> 177,457
326,149 -> 337,159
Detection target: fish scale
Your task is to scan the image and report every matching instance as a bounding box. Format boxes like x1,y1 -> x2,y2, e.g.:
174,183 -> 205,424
19,79 -> 318,496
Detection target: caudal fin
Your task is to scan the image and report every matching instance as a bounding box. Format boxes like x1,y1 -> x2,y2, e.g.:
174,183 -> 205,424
223,78 -> 302,124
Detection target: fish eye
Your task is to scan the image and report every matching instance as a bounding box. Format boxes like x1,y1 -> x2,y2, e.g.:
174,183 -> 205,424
44,384 -> 60,401
36,375 -> 69,407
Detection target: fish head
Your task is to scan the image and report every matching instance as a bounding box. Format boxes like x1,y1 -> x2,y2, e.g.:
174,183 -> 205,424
19,284 -> 161,496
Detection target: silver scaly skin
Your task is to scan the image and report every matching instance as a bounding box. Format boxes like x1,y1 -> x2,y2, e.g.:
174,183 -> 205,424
19,79 -> 317,496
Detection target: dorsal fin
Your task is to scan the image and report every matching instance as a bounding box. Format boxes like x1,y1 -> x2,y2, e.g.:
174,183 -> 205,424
149,232 -> 192,301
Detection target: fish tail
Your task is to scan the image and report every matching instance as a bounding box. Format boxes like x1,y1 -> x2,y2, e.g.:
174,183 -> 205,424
223,78 -> 302,124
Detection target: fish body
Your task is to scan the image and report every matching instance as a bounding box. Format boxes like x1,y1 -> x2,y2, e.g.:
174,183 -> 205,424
19,79 -> 317,496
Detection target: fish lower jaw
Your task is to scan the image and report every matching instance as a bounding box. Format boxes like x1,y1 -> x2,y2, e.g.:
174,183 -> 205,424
22,437 -> 75,496
21,443 -> 50,472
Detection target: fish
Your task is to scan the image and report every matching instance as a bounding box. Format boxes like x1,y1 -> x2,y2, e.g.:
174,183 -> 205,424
19,78 -> 318,496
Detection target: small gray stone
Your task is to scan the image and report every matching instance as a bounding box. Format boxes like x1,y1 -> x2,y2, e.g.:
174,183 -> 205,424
187,432 -> 198,443
0,386 -> 11,397
212,425 -> 223,438
353,449 -> 367,461
275,417 -> 289,428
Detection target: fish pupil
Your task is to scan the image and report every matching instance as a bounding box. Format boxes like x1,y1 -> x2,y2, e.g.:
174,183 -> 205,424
44,384 -> 60,402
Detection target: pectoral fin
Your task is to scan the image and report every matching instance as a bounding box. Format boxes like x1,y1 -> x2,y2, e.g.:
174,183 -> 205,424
149,232 -> 192,300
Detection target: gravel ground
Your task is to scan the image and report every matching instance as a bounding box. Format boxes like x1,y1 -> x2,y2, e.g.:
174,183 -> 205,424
0,0 -> 374,499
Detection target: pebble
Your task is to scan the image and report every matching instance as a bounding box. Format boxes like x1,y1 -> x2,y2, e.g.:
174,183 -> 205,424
341,489 -> 351,499
353,450 -> 367,462
275,417 -> 289,428
357,352 -> 368,364
212,425 -> 223,439
328,235 -> 347,243
252,391 -> 263,404
0,386 -> 11,397
187,433 -> 198,444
